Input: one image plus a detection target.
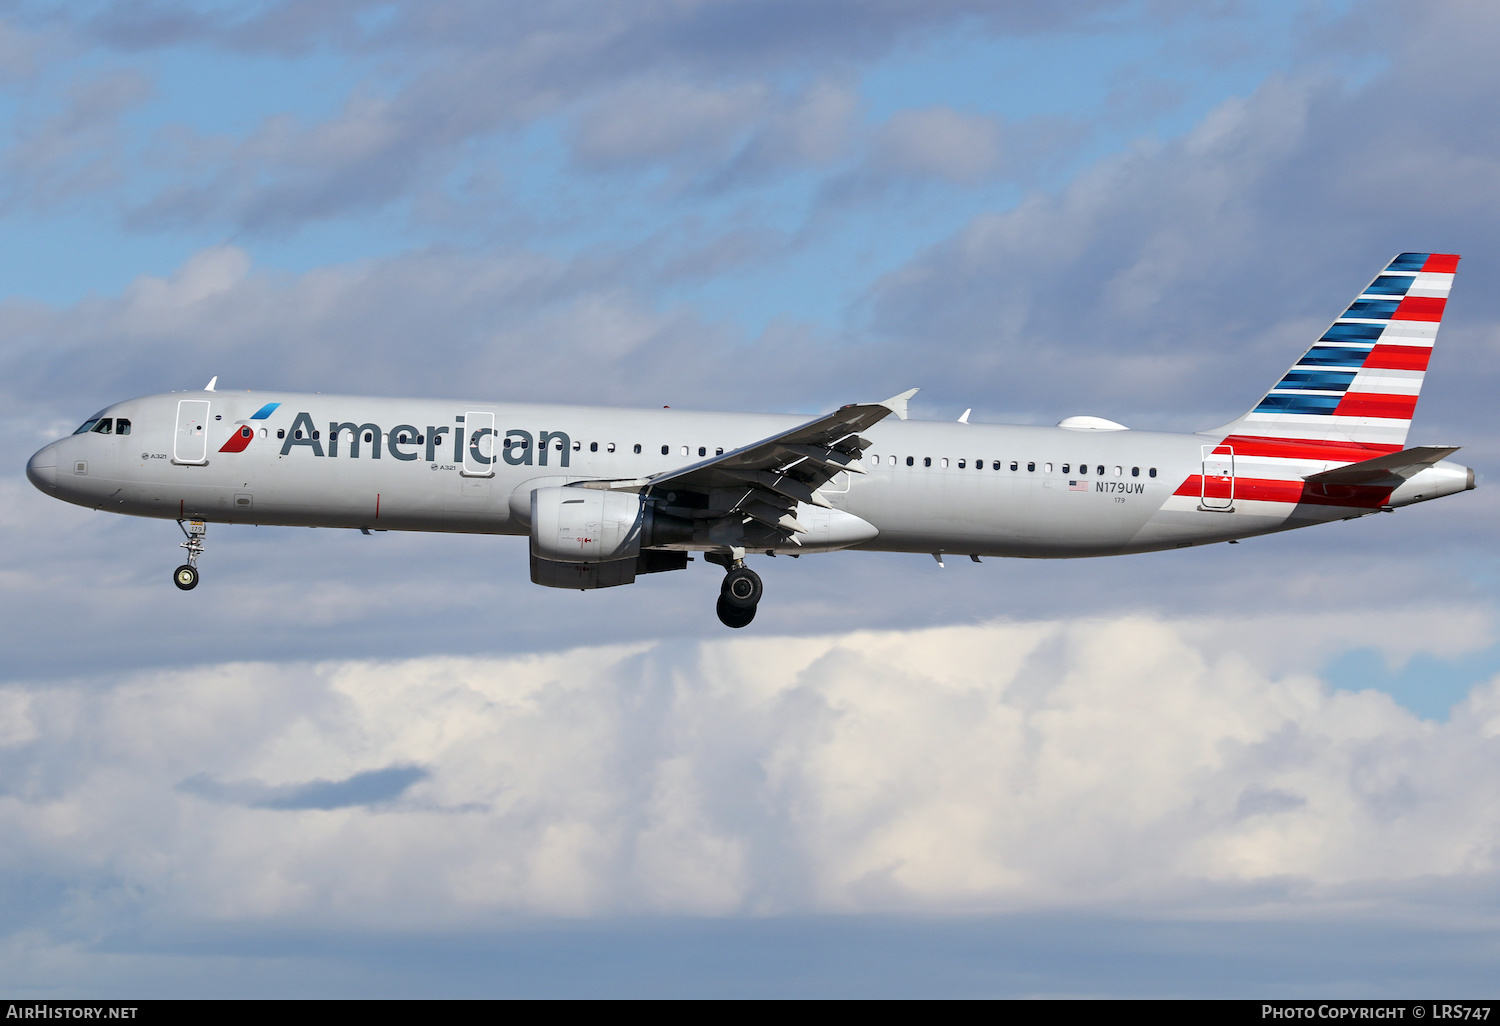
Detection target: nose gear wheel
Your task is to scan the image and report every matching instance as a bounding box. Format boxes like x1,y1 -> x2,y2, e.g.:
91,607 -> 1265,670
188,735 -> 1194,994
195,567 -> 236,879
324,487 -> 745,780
173,519 -> 206,590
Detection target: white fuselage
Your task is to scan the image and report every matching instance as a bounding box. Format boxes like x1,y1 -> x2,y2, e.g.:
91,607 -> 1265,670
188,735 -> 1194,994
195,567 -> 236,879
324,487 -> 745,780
25,389 -> 1474,560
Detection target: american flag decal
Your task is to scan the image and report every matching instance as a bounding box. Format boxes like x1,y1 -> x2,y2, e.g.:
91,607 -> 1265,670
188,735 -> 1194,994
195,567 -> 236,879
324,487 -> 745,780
1069,480 -> 1088,491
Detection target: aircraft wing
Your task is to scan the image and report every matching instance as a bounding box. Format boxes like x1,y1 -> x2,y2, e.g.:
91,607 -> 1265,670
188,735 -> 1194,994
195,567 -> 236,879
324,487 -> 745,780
1302,445 -> 1462,486
585,389 -> 916,537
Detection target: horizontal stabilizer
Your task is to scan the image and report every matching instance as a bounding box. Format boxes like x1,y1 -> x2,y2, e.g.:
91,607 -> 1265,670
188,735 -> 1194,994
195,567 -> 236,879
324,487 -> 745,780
1303,445 -> 1461,486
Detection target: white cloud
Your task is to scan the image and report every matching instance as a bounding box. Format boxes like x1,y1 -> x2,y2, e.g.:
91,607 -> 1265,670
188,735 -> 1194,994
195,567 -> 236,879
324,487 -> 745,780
3,608 -> 1498,939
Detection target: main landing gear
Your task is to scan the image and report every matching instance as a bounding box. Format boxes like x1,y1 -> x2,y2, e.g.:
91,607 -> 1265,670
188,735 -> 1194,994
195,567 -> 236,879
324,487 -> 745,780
173,519 -> 206,591
708,551 -> 762,629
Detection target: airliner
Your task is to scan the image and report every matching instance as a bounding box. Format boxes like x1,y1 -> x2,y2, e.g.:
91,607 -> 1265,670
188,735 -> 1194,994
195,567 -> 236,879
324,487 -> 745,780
26,253 -> 1473,627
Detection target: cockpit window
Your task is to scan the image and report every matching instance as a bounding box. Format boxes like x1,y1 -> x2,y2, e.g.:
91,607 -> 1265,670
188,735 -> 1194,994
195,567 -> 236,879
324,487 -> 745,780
115,418 -> 131,435
90,419 -> 113,435
73,419 -> 98,434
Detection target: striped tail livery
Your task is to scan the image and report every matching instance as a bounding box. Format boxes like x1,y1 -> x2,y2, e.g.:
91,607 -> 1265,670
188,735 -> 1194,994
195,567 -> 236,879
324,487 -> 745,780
1177,253 -> 1469,524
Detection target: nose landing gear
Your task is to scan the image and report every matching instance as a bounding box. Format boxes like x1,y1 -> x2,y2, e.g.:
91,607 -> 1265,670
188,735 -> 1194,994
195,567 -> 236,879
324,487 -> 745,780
173,519 -> 206,591
711,553 -> 762,628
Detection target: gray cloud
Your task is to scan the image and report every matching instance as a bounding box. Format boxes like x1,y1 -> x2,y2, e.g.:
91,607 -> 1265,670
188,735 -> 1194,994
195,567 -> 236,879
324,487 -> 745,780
874,106 -> 1005,184
0,17 -> 54,84
179,764 -> 429,810
82,1 -> 1129,67
0,1 -> 1152,233
1,68 -> 152,209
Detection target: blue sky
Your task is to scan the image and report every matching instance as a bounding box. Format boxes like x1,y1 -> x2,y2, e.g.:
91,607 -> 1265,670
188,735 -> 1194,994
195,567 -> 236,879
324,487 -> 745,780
4,0 -> 1500,997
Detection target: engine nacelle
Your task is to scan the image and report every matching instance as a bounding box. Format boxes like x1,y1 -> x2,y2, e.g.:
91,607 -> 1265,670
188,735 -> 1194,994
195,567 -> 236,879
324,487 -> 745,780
528,487 -> 693,590
532,487 -> 644,563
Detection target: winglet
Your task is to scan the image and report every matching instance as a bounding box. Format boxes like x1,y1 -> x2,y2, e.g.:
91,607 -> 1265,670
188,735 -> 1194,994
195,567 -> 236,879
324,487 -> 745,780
958,408 -> 971,424
881,388 -> 919,421
204,376 -> 218,392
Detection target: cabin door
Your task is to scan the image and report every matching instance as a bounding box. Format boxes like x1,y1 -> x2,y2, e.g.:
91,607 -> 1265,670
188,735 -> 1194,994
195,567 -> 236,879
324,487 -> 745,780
173,400 -> 210,465
462,411 -> 496,478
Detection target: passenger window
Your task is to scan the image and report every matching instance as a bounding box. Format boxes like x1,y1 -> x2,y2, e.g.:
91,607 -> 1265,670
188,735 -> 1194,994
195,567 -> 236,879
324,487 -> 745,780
590,442 -> 598,452
923,457 -> 932,467
294,430 -> 303,439
115,419 -> 131,435
1044,462 -> 1052,473
608,443 -> 616,453
364,432 -> 373,443
1010,461 -> 1018,471
313,431 -> 321,440
680,445 -> 689,456
1149,467 -> 1157,478
1114,466 -> 1122,476
940,458 -> 948,468
958,459 -> 966,469
1096,465 -> 1104,476
1027,462 -> 1035,472
73,420 -> 98,434
1062,464 -> 1070,474
1078,463 -> 1087,475
1131,466 -> 1140,477
993,461 -> 1001,470
661,445 -> 669,455
633,444 -> 641,454
906,456 -> 914,467
699,446 -> 706,457
716,447 -> 724,456
91,419 -> 113,434
573,441 -> 581,451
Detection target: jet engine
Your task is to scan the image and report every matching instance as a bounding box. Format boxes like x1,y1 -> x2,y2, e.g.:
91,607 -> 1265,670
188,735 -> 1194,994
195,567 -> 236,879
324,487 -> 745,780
529,486 -> 692,589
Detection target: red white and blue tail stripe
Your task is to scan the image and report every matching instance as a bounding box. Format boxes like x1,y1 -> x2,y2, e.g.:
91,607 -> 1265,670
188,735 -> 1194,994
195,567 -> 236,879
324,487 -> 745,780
1213,253 -> 1457,462
1163,254 -> 1461,520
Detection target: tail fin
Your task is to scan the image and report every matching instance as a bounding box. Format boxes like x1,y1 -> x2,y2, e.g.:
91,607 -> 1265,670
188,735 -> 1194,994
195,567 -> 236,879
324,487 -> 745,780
1212,252 -> 1458,455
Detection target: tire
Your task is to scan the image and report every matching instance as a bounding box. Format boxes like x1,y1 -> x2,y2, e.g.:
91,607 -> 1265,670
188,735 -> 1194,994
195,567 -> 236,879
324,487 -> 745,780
173,564 -> 199,591
716,595 -> 756,628
720,567 -> 763,609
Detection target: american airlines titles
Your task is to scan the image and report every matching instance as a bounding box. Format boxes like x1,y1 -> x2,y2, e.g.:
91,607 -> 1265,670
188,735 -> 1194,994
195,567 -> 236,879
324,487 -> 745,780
278,412 -> 571,467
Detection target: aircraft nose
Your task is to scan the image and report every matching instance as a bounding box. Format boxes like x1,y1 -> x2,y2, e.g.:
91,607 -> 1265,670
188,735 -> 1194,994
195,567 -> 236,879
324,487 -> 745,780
26,443 -> 58,494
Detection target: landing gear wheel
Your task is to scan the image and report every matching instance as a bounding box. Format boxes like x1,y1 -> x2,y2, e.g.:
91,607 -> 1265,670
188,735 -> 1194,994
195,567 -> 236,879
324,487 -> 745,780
716,595 -> 756,628
173,564 -> 199,591
720,567 -> 763,609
